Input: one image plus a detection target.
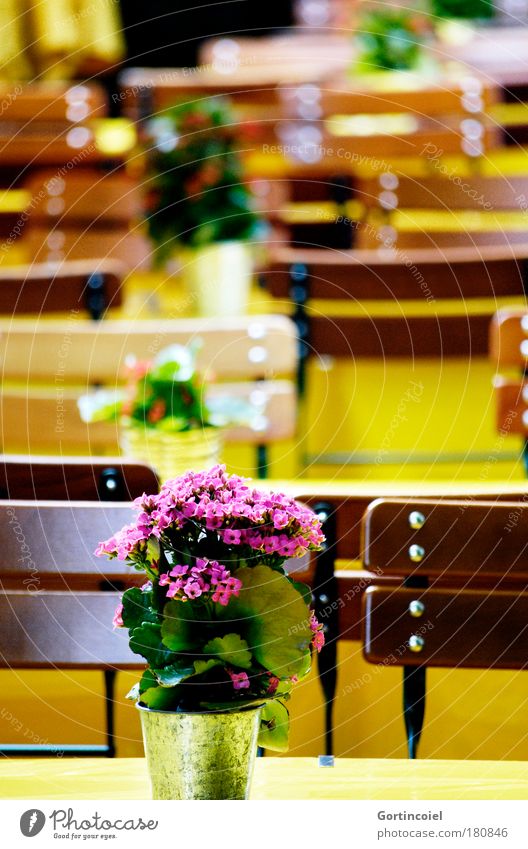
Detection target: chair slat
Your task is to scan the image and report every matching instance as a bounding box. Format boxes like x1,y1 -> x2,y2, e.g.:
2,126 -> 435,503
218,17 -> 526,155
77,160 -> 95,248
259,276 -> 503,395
362,498 -> 528,578
364,586 -> 528,670
0,261 -> 124,315
0,591 -> 136,669
0,456 -> 158,501
266,245 -> 528,301
0,316 -> 297,381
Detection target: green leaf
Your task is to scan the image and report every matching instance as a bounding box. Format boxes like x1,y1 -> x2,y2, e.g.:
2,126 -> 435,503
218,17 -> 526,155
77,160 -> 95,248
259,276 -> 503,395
152,662 -> 195,687
291,580 -> 313,607
139,669 -> 157,695
160,600 -> 201,652
222,564 -> 313,679
193,658 -> 222,675
121,587 -> 157,630
129,623 -> 175,668
126,682 -> 140,701
203,633 -> 252,670
258,700 -> 290,752
140,684 -> 180,711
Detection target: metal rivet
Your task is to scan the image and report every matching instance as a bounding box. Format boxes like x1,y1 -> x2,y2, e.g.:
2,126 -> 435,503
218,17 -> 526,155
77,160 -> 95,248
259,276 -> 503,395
409,544 -> 425,562
409,599 -> 425,618
408,635 -> 425,653
408,510 -> 426,530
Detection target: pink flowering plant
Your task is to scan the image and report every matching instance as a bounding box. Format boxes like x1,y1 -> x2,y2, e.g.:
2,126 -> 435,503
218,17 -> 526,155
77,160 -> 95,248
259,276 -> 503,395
97,465 -> 325,750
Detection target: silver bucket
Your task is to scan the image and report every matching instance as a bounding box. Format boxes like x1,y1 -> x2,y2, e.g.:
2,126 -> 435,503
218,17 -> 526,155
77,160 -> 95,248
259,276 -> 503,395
138,704 -> 263,800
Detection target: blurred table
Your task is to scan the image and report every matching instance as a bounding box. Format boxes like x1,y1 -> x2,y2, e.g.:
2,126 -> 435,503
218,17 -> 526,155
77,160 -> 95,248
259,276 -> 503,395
1,757 -> 528,800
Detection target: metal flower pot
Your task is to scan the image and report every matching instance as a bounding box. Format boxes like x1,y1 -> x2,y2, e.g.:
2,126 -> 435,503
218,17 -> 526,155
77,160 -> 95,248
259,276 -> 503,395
138,704 -> 262,800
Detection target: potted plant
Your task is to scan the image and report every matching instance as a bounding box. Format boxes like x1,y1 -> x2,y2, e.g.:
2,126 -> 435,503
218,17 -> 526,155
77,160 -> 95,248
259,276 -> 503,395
355,6 -> 432,73
97,465 -> 325,800
78,344 -> 224,482
144,98 -> 262,317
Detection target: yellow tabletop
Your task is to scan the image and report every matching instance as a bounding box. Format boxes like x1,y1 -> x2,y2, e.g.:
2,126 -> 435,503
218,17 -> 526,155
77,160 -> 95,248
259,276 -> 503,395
1,757 -> 528,800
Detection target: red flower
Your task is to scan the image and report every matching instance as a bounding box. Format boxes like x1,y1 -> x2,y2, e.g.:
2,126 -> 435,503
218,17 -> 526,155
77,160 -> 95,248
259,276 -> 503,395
147,399 -> 166,423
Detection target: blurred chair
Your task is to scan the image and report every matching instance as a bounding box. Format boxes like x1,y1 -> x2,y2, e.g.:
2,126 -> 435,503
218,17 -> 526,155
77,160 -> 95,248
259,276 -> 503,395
490,307 -> 528,475
21,171 -> 150,270
361,497 -> 528,758
0,456 -> 158,501
0,316 -> 298,478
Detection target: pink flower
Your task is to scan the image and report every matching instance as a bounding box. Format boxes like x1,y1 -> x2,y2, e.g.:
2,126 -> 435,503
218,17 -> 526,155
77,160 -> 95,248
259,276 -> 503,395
310,612 -> 325,652
184,579 -> 203,599
228,670 -> 250,690
267,675 -> 280,695
113,603 -> 124,628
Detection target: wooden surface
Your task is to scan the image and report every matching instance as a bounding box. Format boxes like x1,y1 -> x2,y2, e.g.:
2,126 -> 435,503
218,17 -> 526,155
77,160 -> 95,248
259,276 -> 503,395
1,756 -> 528,800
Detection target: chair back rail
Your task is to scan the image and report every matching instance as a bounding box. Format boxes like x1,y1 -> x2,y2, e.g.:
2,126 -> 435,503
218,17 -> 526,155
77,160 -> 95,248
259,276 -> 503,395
266,245 -> 528,301
0,261 -> 124,316
0,591 -> 136,669
361,497 -> 528,578
0,315 -> 297,382
23,171 -> 142,225
0,381 -> 296,453
0,83 -> 107,123
0,456 -> 158,501
358,175 -> 528,212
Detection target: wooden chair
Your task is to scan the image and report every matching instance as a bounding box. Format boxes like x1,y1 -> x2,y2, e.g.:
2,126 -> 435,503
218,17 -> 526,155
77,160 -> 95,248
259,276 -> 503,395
0,456 -> 159,501
20,171 -> 149,269
489,307 -> 528,474
289,484 -> 528,756
0,260 -> 125,319
265,244 -> 528,396
0,496 -> 309,756
361,497 -> 528,758
0,500 -> 139,756
0,316 -> 298,477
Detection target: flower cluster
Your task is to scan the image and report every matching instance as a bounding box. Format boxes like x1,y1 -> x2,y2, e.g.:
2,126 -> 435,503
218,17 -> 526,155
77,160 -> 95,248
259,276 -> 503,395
97,465 -> 324,570
158,557 -> 242,605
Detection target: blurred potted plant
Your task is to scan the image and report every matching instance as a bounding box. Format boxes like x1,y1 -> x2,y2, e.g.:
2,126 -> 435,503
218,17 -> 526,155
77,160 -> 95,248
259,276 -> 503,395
97,465 -> 325,800
355,5 -> 431,72
78,344 -> 224,482
144,98 -> 262,317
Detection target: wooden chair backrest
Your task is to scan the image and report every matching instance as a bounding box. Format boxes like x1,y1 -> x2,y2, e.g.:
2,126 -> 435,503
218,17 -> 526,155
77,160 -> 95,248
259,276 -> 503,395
361,498 -> 528,670
0,260 -> 124,317
0,456 -> 159,501
0,316 -> 298,452
23,171 -> 142,226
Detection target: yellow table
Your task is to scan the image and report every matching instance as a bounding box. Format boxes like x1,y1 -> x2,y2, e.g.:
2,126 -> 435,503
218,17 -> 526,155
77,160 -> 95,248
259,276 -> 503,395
1,758 -> 528,800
